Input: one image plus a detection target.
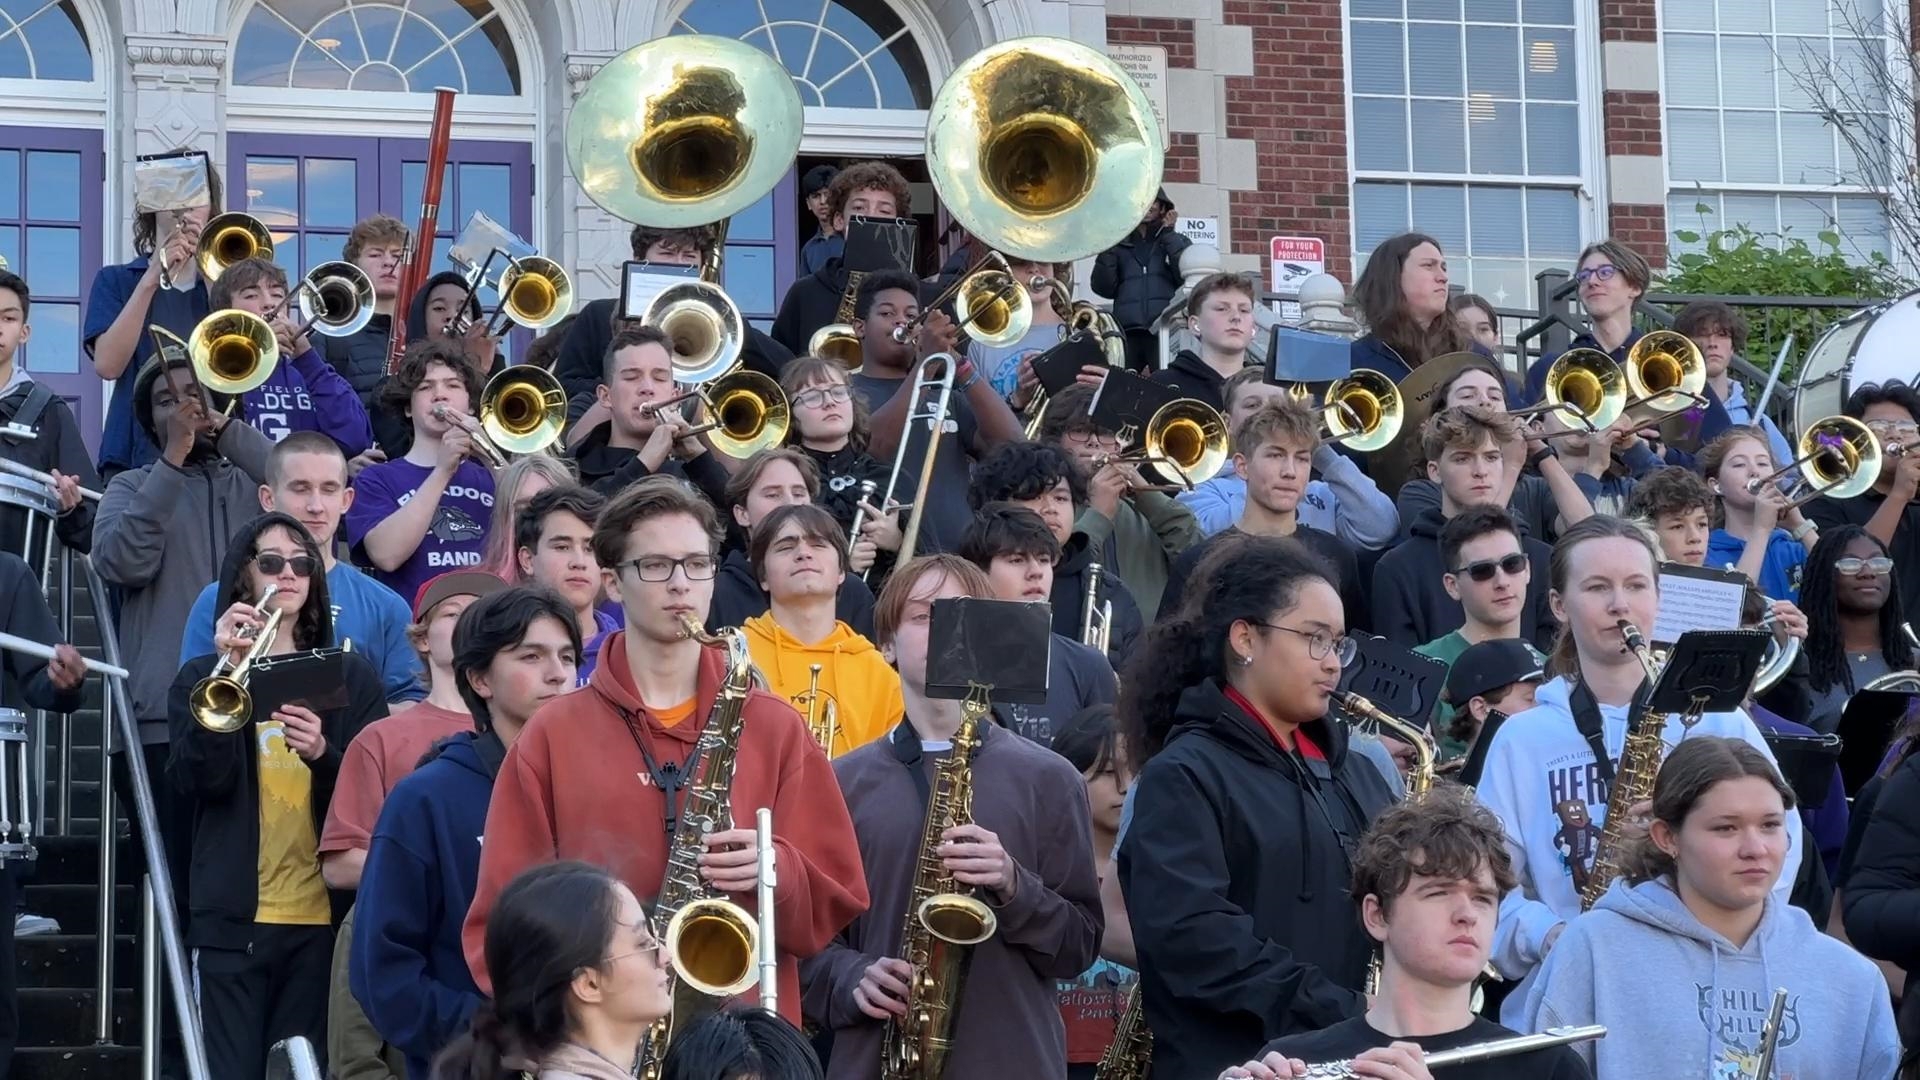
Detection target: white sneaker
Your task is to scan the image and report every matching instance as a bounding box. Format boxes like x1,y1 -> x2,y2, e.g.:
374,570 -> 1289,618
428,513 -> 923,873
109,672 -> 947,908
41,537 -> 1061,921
15,912 -> 59,936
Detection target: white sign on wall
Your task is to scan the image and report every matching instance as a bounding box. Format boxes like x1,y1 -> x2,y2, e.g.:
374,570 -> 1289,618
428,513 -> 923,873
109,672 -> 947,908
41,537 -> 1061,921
1176,217 -> 1218,247
1108,44 -> 1171,151
1269,236 -> 1327,322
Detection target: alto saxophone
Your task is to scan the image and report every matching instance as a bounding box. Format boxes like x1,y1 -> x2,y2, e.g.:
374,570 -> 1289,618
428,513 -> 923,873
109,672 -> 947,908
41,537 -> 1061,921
1580,619 -> 1670,911
881,684 -> 998,1080
1095,983 -> 1152,1080
640,616 -> 763,1080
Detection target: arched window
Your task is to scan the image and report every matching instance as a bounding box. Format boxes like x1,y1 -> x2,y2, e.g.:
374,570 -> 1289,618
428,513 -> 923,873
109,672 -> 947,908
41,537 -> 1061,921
0,0 -> 92,81
671,0 -> 932,110
232,0 -> 521,95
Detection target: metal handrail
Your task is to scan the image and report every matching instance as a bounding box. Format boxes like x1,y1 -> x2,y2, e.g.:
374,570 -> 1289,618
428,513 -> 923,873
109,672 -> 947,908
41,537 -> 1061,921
80,553 -> 210,1080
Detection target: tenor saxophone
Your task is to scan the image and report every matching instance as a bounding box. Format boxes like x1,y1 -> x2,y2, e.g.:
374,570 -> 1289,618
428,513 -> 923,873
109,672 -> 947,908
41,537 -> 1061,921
640,615 -> 762,1080
881,685 -> 997,1080
1095,983 -> 1152,1080
1580,620 -> 1669,911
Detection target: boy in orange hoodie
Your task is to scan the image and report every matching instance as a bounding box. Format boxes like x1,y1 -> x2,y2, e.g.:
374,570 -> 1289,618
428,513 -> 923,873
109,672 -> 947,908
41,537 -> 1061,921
461,476 -> 870,1029
742,503 -> 905,757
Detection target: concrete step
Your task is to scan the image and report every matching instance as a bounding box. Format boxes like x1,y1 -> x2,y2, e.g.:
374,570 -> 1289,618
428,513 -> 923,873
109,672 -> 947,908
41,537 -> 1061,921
17,933 -> 139,991
17,987 -> 136,1047
8,1045 -> 144,1080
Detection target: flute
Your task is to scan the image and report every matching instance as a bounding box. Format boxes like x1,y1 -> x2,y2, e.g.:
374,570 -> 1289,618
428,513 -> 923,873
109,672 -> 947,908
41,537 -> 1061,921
755,807 -> 778,1016
0,632 -> 128,680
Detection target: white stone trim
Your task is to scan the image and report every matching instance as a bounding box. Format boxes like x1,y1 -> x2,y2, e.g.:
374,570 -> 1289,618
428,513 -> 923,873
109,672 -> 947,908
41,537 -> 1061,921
1607,153 -> 1667,206
1602,40 -> 1659,94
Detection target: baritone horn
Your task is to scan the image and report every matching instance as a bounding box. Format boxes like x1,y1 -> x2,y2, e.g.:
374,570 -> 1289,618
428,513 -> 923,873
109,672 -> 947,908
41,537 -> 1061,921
188,585 -> 284,734
188,309 -> 280,396
1746,415 -> 1884,510
193,212 -> 274,283
478,365 -> 567,457
1320,369 -> 1403,452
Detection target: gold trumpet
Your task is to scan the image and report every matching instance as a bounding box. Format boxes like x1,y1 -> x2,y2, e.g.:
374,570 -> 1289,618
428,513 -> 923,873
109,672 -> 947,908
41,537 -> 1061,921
1745,415 -> 1883,510
1319,369 -> 1403,452
645,370 -> 790,459
189,309 -> 280,397
193,212 -> 274,283
479,365 -> 567,458
189,585 -> 284,733
795,664 -> 840,758
1095,399 -> 1230,492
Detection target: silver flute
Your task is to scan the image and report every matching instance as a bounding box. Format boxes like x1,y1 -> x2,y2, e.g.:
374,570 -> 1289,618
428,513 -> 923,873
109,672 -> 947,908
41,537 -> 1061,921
1295,1025 -> 1606,1078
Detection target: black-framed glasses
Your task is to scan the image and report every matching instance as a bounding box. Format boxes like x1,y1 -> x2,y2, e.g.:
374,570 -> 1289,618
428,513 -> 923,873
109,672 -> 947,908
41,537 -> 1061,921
253,552 -> 318,577
1452,553 -> 1529,583
793,385 -> 852,409
1574,264 -> 1618,286
1836,556 -> 1894,577
1251,621 -> 1357,667
621,554 -> 719,582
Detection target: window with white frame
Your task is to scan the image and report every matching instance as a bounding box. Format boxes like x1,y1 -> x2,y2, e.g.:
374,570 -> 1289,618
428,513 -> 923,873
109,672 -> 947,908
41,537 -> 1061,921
670,0 -> 933,110
1348,0 -> 1587,309
1662,0 -> 1895,261
232,0 -> 521,95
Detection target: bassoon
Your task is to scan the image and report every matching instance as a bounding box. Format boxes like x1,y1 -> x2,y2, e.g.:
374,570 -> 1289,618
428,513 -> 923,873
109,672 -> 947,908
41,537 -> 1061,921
387,87 -> 457,375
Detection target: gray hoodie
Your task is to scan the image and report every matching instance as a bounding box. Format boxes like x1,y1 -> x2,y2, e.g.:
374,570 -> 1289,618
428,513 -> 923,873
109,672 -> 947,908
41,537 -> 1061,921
1522,878 -> 1900,1080
93,420 -> 272,743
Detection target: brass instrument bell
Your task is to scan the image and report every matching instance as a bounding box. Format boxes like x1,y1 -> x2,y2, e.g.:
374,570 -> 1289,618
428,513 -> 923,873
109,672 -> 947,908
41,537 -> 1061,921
1747,415 -> 1883,510
194,212 -> 275,282
188,309 -> 281,396
188,585 -> 285,733
1320,369 -> 1404,453
646,279 -> 746,386
295,261 -> 378,338
1621,329 -> 1707,426
496,255 -> 573,331
682,370 -> 790,458
1511,348 -> 1628,434
479,365 -> 567,457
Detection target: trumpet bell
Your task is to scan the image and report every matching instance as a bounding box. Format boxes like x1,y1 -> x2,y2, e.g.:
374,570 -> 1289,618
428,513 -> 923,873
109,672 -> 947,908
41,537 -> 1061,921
195,213 -> 274,282
919,892 -> 997,947
1800,415 -> 1882,502
188,674 -> 252,734
808,323 -> 864,370
1626,329 -> 1706,411
665,897 -> 759,997
1142,399 -> 1230,488
1323,369 -> 1404,453
953,269 -> 1033,348
926,37 -> 1165,263
646,280 -> 746,386
190,309 -> 281,396
300,261 -> 376,338
499,256 -> 573,331
566,36 -> 804,228
704,370 -> 790,458
480,366 -> 566,457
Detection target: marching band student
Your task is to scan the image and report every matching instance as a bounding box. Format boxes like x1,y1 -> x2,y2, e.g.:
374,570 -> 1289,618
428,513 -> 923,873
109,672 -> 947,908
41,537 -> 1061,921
87,151 -> 217,476
662,1007 -> 825,1080
772,161 -> 915,355
1161,398 -> 1364,627
478,452 -> 576,579
514,484 -> 618,682
853,269 -> 1025,555
1800,525 -> 1914,734
1450,292 -> 1502,354
168,512 -> 389,1077
968,440 -> 1144,663
1037,384 -> 1204,621
1521,241 -> 1651,406
1119,535 -> 1396,1077
346,340 -> 497,603
1351,233 -> 1476,380
1472,515 -> 1803,1019
1532,410 -> 1661,520
354,586 -> 580,1078
1372,408 -> 1557,650
209,255 -> 375,456
1441,640 -> 1545,778
1804,381 -> 1920,620
798,554 -> 1103,1079
178,432 -> 424,704
570,324 -> 732,504
780,355 -> 894,571
1220,787 -> 1589,1080
713,448 -> 877,636
1625,466 -> 1714,566
319,569 -> 503,892
1672,301 -> 1793,464
740,502 -> 905,756
1177,369 -> 1399,549
958,503 -> 1119,743
372,269 -> 500,459
1699,425 -> 1816,603
1050,705 -> 1138,1080
1843,690 -> 1920,1052
319,213 -> 408,467
1526,737 -> 1899,1080
1413,506 -> 1548,755
433,861 -> 673,1080
0,268 -> 99,559
1149,271 -> 1260,411
462,477 -> 867,1025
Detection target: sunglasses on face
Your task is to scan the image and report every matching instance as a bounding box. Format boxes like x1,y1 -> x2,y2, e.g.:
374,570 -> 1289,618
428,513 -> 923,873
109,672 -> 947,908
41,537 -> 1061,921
253,552 -> 318,577
1452,553 -> 1529,583
1836,556 -> 1894,577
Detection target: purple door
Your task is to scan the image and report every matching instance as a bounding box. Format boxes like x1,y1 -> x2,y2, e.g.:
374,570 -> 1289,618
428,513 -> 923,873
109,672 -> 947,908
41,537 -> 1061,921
0,127 -> 104,452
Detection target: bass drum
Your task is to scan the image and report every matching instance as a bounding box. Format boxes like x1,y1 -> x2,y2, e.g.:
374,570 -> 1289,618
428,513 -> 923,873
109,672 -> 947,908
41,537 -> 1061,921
1794,290 -> 1920,434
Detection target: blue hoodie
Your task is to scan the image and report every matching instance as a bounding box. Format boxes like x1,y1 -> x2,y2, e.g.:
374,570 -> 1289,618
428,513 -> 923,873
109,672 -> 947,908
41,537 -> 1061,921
350,731 -> 495,1078
1522,878 -> 1900,1080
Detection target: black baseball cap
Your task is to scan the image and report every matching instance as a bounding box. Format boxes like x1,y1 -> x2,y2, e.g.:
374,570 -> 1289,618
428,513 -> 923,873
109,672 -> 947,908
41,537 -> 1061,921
1444,639 -> 1545,706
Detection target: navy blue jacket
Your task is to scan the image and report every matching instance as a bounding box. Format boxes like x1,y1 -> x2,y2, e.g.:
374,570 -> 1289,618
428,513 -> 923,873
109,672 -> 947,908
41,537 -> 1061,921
350,731 -> 495,1078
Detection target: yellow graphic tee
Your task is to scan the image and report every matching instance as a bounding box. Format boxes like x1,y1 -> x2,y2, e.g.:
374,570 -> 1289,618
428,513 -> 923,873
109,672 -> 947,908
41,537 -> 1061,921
254,720 -> 330,925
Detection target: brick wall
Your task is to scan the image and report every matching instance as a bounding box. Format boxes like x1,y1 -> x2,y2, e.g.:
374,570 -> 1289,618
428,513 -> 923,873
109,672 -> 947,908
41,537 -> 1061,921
1106,16 -> 1196,67
1599,0 -> 1658,42
1600,3 -> 1667,266
1602,90 -> 1662,157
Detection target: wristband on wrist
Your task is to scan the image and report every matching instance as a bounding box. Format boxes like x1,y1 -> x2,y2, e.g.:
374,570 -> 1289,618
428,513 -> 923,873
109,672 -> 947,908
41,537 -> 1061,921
1527,445 -> 1556,471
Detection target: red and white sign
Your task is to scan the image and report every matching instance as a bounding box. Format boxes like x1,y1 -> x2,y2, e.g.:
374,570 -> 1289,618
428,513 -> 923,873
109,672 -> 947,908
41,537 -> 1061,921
1269,236 -> 1327,293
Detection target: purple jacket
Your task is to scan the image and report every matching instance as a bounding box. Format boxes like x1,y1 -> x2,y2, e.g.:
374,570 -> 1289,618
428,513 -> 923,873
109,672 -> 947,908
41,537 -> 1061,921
240,345 -> 375,458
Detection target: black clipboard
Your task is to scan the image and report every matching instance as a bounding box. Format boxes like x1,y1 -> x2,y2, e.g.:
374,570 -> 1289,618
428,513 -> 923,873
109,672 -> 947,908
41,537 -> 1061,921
1031,332 -> 1104,396
1761,730 -> 1843,809
246,649 -> 351,718
924,598 -> 1050,704
844,216 -> 919,277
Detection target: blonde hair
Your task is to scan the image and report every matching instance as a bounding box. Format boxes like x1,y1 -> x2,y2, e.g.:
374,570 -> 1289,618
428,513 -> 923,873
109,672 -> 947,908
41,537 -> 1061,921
481,454 -> 579,579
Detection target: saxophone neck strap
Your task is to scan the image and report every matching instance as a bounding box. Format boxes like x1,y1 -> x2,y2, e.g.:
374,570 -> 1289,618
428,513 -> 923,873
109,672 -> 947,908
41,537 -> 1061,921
1568,676 -> 1652,788
890,718 -> 934,810
618,707 -> 705,839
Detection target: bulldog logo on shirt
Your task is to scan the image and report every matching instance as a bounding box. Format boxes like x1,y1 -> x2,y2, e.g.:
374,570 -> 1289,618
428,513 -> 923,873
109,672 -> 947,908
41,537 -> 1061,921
430,505 -> 484,544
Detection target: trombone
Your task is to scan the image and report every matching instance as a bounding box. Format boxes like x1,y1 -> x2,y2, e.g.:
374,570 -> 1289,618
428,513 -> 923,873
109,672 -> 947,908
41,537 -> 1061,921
1744,415 -> 1886,511
1619,329 -> 1709,429
445,246 -> 575,338
188,585 -> 284,734
1319,369 -> 1403,452
258,261 -> 378,341
642,370 -> 790,459
1092,399 -> 1230,492
1508,348 -> 1627,437
478,365 -> 567,459
888,256 -> 1035,350
646,279 -> 745,386
884,355 -> 960,565
167,212 -> 273,287
188,308 -> 280,397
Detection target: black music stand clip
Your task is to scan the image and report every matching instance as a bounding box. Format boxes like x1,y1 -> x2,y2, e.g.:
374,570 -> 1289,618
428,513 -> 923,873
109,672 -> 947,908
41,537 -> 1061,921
1646,629 -> 1769,721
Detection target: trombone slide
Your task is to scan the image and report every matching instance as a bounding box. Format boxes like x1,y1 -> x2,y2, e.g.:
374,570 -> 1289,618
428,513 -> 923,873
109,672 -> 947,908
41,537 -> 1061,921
0,460 -> 103,503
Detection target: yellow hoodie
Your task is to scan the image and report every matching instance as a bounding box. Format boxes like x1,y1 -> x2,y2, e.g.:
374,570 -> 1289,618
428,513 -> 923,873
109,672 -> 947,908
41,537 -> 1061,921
742,614 -> 906,757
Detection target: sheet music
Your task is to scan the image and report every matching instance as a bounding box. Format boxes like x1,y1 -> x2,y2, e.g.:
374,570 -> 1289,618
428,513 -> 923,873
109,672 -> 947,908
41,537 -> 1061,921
1653,566 -> 1748,644
620,263 -> 700,320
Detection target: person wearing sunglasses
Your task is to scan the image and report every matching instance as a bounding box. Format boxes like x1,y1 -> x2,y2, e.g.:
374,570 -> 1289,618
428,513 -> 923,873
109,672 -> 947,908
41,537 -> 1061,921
462,476 -> 867,1030
1413,505 -> 1548,760
168,511 -> 390,1078
1519,239 -> 1652,408
1805,381 -> 1920,622
1115,533 -> 1398,1078
1801,525 -> 1916,735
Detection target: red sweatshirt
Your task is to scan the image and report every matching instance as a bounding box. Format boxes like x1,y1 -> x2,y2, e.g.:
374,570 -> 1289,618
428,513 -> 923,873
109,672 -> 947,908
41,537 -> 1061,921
462,630 -> 870,1026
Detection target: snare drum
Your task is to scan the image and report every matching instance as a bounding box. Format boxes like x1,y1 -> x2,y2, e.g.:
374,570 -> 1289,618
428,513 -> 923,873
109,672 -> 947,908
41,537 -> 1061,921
1794,290 -> 1920,434
0,473 -> 56,519
0,708 -> 32,860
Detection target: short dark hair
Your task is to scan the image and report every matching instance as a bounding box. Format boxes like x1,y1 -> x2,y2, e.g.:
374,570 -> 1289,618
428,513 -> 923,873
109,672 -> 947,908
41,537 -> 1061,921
749,502 -> 849,580
265,431 -> 348,488
1448,292 -> 1496,322
378,339 -> 485,419
0,269 -> 29,321
1626,465 -> 1714,523
1349,782 -> 1518,916
967,440 -> 1086,511
514,484 -> 607,562
801,164 -> 839,198
452,586 -> 583,730
826,161 -> 912,222
1438,504 -> 1521,573
590,475 -> 725,572
723,448 -> 822,515
1051,704 -> 1119,777
628,223 -> 718,262
602,323 -> 674,387
1672,300 -> 1749,354
208,255 -> 288,310
658,1007 -> 825,1080
853,269 -> 921,320
957,503 -> 1063,570
1845,381 -> 1920,425
1035,383 -> 1104,445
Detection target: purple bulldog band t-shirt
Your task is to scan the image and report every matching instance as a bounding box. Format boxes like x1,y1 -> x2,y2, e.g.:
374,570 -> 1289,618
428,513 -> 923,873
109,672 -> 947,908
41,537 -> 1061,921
345,458 -> 496,602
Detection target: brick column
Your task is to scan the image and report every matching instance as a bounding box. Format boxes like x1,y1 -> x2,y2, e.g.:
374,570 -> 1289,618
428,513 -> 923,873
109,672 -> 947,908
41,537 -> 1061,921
1600,0 -> 1668,266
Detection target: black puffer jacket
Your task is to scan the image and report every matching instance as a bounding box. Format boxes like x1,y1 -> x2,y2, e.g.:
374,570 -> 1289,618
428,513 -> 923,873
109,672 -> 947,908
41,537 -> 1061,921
1092,223 -> 1190,330
1842,748 -> 1920,1047
319,313 -> 392,414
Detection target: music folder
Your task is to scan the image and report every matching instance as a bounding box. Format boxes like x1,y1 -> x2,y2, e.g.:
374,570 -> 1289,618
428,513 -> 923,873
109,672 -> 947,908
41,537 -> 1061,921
619,261 -> 701,321
1030,332 -> 1104,397
843,216 -> 919,277
925,598 -> 1050,705
247,648 -> 351,719
1088,368 -> 1181,438
1335,633 -> 1449,732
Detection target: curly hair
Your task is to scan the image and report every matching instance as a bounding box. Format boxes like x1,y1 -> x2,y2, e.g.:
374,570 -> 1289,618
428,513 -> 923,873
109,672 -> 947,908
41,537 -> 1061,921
1350,782 -> 1518,915
826,161 -> 912,222
966,440 -> 1088,511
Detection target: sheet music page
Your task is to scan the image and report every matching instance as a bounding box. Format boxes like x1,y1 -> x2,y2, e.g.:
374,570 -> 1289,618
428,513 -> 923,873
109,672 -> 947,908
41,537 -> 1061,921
1653,566 -> 1748,644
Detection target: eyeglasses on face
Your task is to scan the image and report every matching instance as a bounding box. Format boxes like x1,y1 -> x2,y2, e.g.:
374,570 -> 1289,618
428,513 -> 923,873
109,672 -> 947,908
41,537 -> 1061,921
1452,553 -> 1529,583
621,555 -> 719,582
1574,264 -> 1618,286
253,552 -> 318,577
1250,621 -> 1358,666
1866,420 -> 1919,439
793,385 -> 852,409
1836,556 -> 1894,577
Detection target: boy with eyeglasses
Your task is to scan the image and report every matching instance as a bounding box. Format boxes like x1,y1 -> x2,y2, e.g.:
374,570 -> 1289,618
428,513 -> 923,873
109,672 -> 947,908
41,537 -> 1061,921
1413,506 -> 1547,758
1805,381 -> 1920,620
462,477 -> 867,1026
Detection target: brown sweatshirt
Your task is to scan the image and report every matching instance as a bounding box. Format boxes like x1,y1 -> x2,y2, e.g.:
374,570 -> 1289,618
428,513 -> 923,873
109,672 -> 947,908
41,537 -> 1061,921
800,720 -> 1104,1079
462,631 -> 870,1028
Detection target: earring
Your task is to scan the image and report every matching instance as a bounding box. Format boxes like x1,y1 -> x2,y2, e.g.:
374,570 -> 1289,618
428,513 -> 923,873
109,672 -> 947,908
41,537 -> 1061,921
1237,654 -> 1253,667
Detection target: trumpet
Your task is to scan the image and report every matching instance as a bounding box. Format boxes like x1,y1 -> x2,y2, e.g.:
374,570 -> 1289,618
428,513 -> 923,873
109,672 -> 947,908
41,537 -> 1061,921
1081,564 -> 1114,653
1319,369 -> 1403,452
1092,399 -> 1230,492
431,405 -> 507,468
795,664 -> 840,758
188,585 -> 284,734
1744,415 -> 1883,511
479,365 -> 567,458
642,370 -> 790,459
